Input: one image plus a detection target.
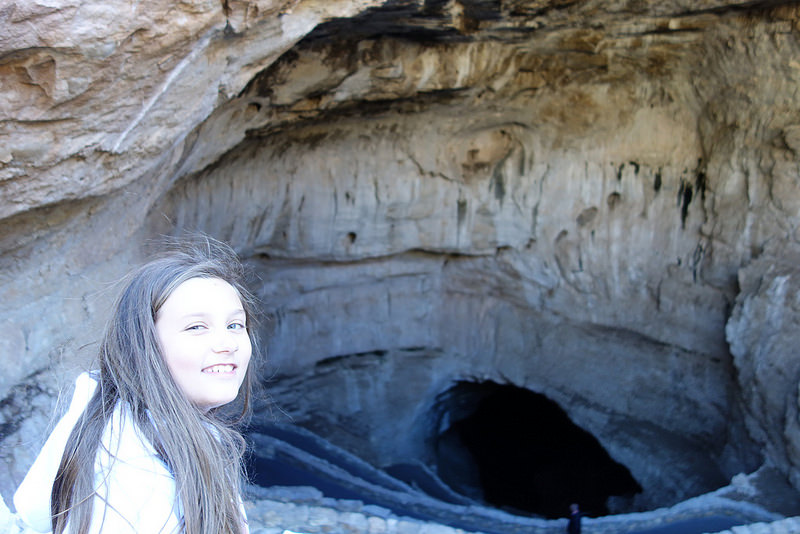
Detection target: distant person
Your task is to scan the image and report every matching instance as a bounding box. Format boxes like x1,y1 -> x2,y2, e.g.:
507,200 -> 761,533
14,236 -> 258,533
567,503 -> 582,534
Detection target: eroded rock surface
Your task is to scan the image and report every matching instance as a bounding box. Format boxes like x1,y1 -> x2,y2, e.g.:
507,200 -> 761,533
3,0 -> 800,521
727,249 -> 800,492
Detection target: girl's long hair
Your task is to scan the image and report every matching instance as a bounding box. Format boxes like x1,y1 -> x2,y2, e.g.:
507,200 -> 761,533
51,236 -> 259,534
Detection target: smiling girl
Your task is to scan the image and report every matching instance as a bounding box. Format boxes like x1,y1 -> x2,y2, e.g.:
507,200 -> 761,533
14,237 -> 259,533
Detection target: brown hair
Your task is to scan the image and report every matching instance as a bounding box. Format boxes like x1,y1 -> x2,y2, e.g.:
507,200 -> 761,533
51,236 -> 259,533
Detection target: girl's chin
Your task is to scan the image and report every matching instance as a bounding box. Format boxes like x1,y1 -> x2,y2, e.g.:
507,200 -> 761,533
192,391 -> 240,412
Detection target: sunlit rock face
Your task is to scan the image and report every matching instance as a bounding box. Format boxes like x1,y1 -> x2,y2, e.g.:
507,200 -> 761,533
3,0 -> 800,518
727,252 -> 800,493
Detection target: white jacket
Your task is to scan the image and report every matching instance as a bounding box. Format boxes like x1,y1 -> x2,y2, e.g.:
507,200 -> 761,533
13,373 -> 182,533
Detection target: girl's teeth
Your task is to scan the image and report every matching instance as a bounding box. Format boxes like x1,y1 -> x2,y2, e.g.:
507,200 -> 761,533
207,365 -> 234,373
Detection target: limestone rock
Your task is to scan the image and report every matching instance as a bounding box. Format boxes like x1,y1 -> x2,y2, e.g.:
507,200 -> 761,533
726,247 -> 800,490
0,0 -> 384,220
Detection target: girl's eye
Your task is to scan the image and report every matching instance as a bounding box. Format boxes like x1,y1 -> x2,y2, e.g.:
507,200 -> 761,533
228,322 -> 246,331
186,324 -> 206,331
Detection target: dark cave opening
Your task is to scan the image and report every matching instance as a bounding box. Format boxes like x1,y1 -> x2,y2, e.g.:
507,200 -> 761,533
434,381 -> 642,519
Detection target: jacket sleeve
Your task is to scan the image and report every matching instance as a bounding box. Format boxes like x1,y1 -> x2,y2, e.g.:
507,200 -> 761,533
13,373 -> 98,533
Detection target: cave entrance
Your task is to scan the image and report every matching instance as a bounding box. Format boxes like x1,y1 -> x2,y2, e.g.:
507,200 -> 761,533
434,381 -> 642,519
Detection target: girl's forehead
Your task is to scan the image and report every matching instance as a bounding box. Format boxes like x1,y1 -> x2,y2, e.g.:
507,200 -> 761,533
161,277 -> 245,313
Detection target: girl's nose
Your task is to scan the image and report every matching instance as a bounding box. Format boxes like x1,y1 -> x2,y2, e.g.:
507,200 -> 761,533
212,330 -> 238,353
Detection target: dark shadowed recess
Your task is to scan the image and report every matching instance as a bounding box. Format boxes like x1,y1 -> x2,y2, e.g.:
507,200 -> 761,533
434,381 -> 642,519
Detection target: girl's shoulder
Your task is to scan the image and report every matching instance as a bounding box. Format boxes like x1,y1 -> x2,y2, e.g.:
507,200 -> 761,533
84,376 -> 183,533
93,405 -> 182,533
99,400 -> 170,477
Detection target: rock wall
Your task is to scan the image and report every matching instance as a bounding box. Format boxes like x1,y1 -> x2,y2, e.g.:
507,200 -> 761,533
727,250 -> 800,492
3,0 -> 800,516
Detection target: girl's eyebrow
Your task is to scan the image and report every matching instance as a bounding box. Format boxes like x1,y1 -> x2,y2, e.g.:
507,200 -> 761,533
179,308 -> 246,320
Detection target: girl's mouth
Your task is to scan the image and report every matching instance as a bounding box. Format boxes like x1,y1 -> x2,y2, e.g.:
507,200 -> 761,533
203,364 -> 236,374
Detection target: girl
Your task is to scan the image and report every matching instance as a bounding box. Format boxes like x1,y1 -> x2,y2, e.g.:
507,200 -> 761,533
14,237 -> 259,533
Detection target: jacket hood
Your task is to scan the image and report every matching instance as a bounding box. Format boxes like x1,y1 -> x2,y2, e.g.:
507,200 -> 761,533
14,373 -> 97,533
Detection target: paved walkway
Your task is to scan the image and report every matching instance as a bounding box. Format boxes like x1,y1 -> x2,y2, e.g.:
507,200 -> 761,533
242,494 -> 800,534
714,517 -> 800,534
3,488 -> 798,534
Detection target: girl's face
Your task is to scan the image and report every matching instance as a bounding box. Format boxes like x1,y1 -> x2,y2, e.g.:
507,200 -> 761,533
155,277 -> 252,412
